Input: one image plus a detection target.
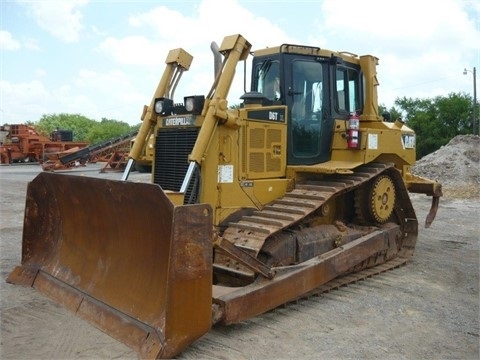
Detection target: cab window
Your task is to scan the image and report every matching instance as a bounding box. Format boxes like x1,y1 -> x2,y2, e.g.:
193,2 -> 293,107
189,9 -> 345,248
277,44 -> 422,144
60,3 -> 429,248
335,67 -> 360,113
256,61 -> 281,101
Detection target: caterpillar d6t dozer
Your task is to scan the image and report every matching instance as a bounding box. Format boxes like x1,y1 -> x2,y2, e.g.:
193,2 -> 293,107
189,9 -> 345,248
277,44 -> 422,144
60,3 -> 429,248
8,34 -> 442,358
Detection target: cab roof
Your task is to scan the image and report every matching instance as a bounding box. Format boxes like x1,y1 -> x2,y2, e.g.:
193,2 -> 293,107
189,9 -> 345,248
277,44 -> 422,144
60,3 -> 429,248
253,44 -> 371,65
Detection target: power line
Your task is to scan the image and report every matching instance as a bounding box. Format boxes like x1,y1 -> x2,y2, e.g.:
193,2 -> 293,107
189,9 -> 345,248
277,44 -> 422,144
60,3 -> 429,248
392,74 -> 461,91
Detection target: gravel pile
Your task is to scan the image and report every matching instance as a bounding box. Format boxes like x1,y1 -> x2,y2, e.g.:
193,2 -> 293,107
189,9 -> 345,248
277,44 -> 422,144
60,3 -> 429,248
412,134 -> 480,198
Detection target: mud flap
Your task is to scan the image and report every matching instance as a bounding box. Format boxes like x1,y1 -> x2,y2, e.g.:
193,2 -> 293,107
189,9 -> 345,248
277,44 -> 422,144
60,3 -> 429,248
7,172 -> 213,359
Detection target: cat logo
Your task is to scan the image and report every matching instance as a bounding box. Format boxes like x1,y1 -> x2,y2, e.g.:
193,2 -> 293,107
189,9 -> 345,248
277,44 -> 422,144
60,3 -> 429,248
163,115 -> 196,127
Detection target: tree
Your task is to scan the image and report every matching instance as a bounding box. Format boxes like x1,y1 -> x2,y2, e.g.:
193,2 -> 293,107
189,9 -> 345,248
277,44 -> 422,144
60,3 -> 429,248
394,92 -> 472,159
378,104 -> 403,122
86,118 -> 135,144
435,93 -> 472,134
36,113 -> 96,141
35,113 -> 139,144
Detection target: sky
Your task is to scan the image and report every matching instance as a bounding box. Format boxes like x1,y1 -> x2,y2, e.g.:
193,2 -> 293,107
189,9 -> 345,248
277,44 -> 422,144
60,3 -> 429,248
1,0 -> 479,126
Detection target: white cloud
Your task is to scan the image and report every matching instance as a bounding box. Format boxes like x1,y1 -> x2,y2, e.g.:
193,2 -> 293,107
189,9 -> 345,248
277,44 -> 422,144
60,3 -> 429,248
0,79 -> 52,123
23,37 -> 40,51
90,25 -> 107,37
71,68 -> 146,122
319,0 -> 478,53
75,68 -> 131,93
0,68 -> 144,124
20,0 -> 89,43
96,0 -> 297,111
126,0 -> 294,53
35,69 -> 47,78
0,31 -> 21,51
96,36 -> 165,66
0,31 -> 39,51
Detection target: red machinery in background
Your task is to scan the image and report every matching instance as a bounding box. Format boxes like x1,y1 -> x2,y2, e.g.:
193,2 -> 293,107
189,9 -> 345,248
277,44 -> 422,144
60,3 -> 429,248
0,124 -> 89,164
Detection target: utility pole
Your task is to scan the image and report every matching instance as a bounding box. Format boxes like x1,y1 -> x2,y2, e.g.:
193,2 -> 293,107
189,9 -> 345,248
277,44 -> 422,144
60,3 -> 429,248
464,67 -> 477,135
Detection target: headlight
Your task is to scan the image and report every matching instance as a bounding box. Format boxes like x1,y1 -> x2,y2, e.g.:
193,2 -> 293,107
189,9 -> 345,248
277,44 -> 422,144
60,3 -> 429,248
185,97 -> 195,112
183,95 -> 205,115
154,97 -> 173,115
154,100 -> 164,114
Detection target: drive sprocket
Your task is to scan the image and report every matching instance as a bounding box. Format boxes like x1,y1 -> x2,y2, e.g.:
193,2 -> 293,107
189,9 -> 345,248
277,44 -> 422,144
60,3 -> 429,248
356,174 -> 396,224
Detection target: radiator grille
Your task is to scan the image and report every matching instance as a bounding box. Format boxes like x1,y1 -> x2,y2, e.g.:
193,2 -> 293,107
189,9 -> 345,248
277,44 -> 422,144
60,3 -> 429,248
153,128 -> 198,192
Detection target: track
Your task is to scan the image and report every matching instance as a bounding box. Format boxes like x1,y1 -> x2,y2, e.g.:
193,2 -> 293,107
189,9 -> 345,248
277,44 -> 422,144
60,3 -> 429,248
299,256 -> 408,300
214,162 -> 418,279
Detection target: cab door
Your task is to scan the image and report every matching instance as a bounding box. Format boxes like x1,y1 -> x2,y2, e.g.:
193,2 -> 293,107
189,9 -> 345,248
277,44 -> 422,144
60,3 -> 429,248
284,55 -> 333,165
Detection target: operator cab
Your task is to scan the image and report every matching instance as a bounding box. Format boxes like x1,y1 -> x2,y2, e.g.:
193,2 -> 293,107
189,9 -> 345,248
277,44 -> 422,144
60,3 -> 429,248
251,45 -> 364,165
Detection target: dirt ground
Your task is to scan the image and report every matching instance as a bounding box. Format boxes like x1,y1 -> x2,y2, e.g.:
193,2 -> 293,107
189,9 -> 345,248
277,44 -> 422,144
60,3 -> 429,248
0,136 -> 479,359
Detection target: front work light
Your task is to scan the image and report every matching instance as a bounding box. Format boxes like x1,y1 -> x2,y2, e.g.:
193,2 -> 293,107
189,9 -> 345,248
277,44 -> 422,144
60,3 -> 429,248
184,95 -> 205,115
154,97 -> 174,115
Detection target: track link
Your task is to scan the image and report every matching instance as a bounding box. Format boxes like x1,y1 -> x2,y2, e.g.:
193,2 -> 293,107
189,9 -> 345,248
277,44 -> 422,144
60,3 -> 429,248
303,256 -> 408,297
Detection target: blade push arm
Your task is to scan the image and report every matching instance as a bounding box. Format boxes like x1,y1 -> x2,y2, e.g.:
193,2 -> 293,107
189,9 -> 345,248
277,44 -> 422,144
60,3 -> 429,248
181,34 -> 251,192
122,48 -> 193,180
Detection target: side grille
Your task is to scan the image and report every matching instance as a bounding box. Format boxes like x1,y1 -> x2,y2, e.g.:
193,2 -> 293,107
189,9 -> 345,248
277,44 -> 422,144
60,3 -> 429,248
246,127 -> 282,177
153,128 -> 199,192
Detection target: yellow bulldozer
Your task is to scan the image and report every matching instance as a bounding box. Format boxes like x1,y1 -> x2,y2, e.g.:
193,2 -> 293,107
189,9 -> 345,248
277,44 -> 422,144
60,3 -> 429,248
8,34 -> 442,358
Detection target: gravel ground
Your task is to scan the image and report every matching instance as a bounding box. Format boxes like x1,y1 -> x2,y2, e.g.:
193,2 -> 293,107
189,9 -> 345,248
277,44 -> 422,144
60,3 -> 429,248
0,150 -> 479,359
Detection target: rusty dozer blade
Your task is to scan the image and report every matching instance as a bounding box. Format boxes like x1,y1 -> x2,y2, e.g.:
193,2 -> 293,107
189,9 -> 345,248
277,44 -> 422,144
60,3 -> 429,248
7,172 -> 213,359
